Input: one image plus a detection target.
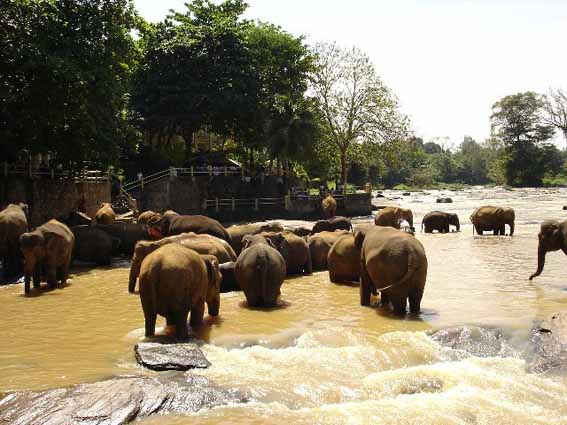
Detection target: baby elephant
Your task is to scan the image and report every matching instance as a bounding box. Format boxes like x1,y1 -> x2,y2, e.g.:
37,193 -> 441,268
355,226 -> 427,315
235,234 -> 286,307
421,211 -> 460,233
138,244 -> 222,339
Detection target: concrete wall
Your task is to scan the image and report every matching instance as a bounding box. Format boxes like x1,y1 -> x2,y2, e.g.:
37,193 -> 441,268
0,177 -> 110,227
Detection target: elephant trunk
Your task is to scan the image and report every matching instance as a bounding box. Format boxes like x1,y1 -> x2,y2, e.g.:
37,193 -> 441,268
128,256 -> 141,293
529,246 -> 546,280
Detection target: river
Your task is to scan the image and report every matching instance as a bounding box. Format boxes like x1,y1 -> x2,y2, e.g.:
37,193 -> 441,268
1,187 -> 567,424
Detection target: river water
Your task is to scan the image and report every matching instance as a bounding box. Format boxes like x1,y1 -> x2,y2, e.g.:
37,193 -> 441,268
1,187 -> 567,424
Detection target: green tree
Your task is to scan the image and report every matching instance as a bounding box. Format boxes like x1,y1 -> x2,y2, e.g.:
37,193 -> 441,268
310,42 -> 408,183
491,92 -> 555,186
0,0 -> 139,169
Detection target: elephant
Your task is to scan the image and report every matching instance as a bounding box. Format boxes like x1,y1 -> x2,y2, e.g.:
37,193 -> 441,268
129,232 -> 237,293
289,226 -> 312,237
56,211 -> 92,227
308,230 -> 350,270
421,211 -> 460,233
235,234 -> 286,307
159,214 -> 231,243
374,207 -> 414,230
137,210 -> 161,226
355,226 -> 427,315
328,234 -> 361,283
95,222 -> 151,256
311,216 -> 353,235
227,221 -> 284,254
71,225 -> 113,266
219,261 -> 240,292
261,231 -> 312,275
322,195 -> 337,219
0,203 -> 28,278
19,219 -> 75,294
470,206 -> 515,236
94,203 -> 115,225
529,220 -> 567,280
138,244 -> 221,339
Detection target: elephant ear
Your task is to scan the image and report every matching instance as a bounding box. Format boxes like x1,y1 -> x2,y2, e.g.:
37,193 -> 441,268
265,238 -> 277,249
354,229 -> 366,249
19,232 -> 43,249
242,235 -> 254,250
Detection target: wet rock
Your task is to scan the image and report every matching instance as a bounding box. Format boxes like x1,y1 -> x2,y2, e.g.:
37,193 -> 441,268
436,197 -> 453,203
0,374 -> 245,425
135,342 -> 211,371
374,192 -> 385,198
530,312 -> 567,373
402,192 -> 411,196
562,205 -> 567,211
430,326 -> 517,359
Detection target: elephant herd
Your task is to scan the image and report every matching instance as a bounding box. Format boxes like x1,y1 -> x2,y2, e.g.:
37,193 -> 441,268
0,198 -> 565,339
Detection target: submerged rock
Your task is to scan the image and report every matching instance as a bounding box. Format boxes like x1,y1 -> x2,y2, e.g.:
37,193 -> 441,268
135,342 -> 211,371
530,312 -> 567,373
0,374 -> 245,425
430,326 -> 517,359
436,197 -> 453,203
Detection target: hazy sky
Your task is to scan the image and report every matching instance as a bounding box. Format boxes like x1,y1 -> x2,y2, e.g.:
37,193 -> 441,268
133,0 -> 567,146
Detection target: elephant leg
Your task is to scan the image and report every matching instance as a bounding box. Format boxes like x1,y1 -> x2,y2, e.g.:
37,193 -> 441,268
189,301 -> 205,329
424,226 -> 432,233
360,264 -> 372,307
475,226 -> 483,235
380,290 -> 390,306
33,264 -> 41,288
305,253 -> 313,275
46,261 -> 57,289
175,310 -> 190,340
166,315 -> 175,326
409,286 -> 424,314
208,296 -> 220,316
390,292 -> 407,315
144,311 -> 157,337
24,275 -> 31,294
245,292 -> 260,307
500,225 -> 505,236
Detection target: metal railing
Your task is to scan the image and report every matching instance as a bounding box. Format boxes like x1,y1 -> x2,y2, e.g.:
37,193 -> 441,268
203,197 -> 285,212
2,161 -> 107,182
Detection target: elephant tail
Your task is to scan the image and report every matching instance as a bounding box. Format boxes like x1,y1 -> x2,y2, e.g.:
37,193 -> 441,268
256,255 -> 270,303
379,250 -> 418,292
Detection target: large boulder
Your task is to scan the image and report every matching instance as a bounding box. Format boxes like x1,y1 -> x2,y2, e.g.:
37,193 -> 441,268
135,342 -> 211,371
0,374 -> 245,425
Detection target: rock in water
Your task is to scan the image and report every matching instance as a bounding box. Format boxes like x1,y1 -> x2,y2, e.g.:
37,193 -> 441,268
530,312 -> 567,373
135,342 -> 211,371
0,374 -> 245,425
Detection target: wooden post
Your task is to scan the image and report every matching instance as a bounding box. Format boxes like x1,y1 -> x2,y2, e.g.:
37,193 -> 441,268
254,198 -> 259,211
190,166 -> 194,178
215,197 -> 219,212
208,165 -> 212,177
231,197 -> 235,211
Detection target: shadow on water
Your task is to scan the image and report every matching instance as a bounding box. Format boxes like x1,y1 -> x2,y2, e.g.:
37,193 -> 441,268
238,299 -> 291,311
20,281 -> 72,298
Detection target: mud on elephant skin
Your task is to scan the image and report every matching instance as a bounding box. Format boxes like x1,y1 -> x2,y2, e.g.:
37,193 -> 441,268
355,226 -> 427,315
129,232 -> 236,293
421,211 -> 460,233
0,203 -> 28,279
235,234 -> 286,307
529,220 -> 567,280
139,244 -> 222,339
470,205 -> 515,236
374,207 -> 414,230
19,219 -> 74,294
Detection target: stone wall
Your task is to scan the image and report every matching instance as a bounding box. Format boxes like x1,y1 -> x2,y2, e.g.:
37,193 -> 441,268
0,177 -> 110,227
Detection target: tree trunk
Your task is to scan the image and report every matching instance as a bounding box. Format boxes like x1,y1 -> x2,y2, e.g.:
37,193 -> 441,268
340,149 -> 347,184
182,127 -> 194,160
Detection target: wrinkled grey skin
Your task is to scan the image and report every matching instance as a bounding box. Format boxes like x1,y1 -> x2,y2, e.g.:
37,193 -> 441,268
0,203 -> 28,278
20,219 -> 74,294
529,220 -> 567,280
470,206 -> 515,236
235,235 -> 286,307
355,226 -> 427,315
421,211 -> 460,233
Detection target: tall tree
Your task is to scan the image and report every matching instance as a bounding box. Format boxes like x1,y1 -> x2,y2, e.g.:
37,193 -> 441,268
0,0 -> 139,169
491,92 -> 555,186
543,88 -> 567,142
310,42 -> 408,183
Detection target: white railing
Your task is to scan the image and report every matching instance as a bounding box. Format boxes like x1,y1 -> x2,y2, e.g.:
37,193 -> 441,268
202,197 -> 285,212
2,161 -> 107,182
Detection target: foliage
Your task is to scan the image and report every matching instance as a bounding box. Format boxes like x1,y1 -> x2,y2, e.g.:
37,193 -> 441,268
310,42 -> 409,183
543,88 -> 567,141
0,0 -> 139,169
491,92 -> 555,186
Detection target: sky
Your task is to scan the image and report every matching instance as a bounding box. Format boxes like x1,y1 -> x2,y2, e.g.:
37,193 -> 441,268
133,0 -> 567,147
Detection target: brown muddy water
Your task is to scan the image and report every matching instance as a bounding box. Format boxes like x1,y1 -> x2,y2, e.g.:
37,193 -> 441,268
2,188 -> 567,424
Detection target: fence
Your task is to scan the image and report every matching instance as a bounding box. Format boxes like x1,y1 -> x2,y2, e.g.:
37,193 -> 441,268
202,196 -> 285,212
2,161 -> 107,182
